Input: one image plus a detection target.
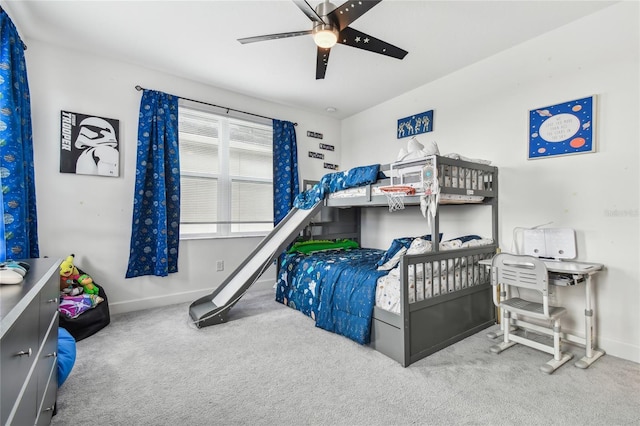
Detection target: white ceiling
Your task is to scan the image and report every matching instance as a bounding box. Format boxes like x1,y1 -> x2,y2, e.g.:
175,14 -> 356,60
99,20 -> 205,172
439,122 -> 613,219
3,0 -> 616,119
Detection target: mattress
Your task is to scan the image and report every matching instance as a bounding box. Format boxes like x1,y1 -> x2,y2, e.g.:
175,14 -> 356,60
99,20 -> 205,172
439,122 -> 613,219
327,185 -> 485,204
375,237 -> 494,314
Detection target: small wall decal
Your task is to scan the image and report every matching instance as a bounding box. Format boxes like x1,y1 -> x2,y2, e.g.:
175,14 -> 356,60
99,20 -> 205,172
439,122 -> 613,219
324,163 -> 339,170
319,143 -> 334,151
307,131 -> 324,139
60,110 -> 120,177
309,151 -> 324,159
397,110 -> 433,139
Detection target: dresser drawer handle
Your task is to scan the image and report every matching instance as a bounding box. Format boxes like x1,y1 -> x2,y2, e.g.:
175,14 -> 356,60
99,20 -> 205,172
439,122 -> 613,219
43,405 -> 55,412
16,348 -> 32,357
46,351 -> 57,358
47,297 -> 58,303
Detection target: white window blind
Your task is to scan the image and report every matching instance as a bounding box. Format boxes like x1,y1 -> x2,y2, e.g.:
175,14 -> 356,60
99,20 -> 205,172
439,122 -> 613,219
178,100 -> 273,238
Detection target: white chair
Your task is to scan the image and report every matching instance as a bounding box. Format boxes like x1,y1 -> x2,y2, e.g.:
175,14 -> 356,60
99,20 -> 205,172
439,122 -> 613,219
489,253 -> 573,373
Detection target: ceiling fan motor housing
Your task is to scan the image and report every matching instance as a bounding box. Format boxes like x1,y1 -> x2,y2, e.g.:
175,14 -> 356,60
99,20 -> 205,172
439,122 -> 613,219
315,0 -> 338,18
312,1 -> 339,44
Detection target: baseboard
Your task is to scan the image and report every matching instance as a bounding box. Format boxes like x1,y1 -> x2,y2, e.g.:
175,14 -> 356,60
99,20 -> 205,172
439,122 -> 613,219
108,277 -> 275,315
592,336 -> 640,364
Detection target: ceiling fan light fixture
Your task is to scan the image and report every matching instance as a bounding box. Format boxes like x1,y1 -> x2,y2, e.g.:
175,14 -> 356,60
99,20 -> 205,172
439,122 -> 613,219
313,24 -> 339,49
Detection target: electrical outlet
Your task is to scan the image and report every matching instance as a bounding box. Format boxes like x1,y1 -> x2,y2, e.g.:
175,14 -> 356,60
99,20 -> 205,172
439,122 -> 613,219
216,260 -> 224,271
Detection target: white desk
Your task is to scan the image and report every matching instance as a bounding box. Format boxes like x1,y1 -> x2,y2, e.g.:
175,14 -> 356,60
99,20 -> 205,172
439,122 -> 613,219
480,257 -> 605,369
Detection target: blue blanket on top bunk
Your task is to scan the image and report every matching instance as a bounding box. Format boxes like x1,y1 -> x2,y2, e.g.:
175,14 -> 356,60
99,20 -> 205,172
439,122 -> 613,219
293,164 -> 380,209
276,248 -> 388,345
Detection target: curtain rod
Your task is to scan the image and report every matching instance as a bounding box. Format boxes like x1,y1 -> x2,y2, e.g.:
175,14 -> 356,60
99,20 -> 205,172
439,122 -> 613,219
134,85 -> 296,126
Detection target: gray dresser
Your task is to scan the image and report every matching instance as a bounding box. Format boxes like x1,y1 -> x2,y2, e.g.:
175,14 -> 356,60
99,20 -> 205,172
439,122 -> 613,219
1,258 -> 61,426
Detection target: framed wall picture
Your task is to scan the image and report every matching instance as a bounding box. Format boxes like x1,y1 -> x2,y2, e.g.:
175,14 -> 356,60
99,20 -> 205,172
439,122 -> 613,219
528,96 -> 596,159
397,109 -> 433,139
60,110 -> 120,177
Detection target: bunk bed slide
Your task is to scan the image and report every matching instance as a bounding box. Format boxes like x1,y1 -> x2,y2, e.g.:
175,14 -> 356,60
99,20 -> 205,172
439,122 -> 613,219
189,201 -> 324,328
279,154 -> 498,367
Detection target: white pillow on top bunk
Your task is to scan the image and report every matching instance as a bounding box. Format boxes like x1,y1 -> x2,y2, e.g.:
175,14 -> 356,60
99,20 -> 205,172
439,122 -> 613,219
443,153 -> 491,165
397,137 -> 439,162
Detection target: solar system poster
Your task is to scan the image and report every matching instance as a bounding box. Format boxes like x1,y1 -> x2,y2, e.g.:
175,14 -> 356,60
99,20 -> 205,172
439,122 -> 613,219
528,96 -> 596,159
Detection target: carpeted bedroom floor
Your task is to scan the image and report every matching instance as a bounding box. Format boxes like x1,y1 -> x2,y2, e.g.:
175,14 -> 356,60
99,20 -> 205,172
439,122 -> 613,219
51,279 -> 640,426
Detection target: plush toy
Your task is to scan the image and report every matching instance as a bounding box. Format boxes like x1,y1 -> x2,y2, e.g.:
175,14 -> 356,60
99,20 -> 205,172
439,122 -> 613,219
60,254 -> 80,280
59,254 -> 99,295
77,274 -> 99,295
60,254 -> 81,291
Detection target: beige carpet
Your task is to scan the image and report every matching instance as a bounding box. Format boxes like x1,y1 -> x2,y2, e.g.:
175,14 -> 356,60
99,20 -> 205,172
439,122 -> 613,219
52,280 -> 640,426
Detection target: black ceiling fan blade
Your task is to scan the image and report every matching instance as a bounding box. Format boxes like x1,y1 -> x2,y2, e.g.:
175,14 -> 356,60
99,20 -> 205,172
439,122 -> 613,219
328,0 -> 382,31
338,26 -> 408,60
238,30 -> 312,44
293,0 -> 327,24
316,47 -> 331,80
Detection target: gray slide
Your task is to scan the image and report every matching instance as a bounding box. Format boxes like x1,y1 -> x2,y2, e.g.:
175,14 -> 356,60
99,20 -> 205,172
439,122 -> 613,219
189,201 -> 323,328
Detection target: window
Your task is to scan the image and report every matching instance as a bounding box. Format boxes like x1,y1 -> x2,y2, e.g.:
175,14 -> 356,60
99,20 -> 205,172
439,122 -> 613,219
178,100 -> 274,238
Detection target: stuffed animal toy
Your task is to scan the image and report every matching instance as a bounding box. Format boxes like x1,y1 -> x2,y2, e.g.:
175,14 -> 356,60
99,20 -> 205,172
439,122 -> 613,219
60,254 -> 79,280
59,254 -> 99,295
60,254 -> 80,291
77,274 -> 99,295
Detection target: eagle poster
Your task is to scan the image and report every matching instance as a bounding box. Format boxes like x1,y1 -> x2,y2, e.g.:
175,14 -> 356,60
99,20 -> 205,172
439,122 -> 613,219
60,111 -> 120,177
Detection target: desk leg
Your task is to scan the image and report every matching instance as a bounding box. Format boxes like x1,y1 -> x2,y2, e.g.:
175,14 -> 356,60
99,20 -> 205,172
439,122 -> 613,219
575,273 -> 605,369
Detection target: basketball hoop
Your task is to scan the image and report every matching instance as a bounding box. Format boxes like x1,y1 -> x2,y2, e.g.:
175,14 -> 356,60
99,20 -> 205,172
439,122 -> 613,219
379,185 -> 416,212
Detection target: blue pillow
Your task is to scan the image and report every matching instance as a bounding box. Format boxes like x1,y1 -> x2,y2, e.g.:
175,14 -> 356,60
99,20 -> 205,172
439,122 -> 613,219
447,234 -> 482,244
57,327 -> 76,387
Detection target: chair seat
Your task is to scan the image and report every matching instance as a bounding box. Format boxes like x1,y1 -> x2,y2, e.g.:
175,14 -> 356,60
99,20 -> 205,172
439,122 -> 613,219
501,297 -> 566,320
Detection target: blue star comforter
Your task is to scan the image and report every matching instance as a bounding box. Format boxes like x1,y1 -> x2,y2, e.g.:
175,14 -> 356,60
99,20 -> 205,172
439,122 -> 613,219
276,248 -> 389,344
293,164 -> 381,210
277,163 -> 387,344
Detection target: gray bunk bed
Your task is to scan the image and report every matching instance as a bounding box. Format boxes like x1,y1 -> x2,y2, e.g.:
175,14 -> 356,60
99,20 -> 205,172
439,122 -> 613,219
287,155 -> 498,367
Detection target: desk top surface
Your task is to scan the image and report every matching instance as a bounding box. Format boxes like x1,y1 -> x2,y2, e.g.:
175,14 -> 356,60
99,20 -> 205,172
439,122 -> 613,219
479,257 -> 604,274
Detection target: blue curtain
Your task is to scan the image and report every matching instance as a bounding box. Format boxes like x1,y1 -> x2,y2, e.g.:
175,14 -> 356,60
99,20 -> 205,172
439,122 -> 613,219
125,90 -> 180,278
272,120 -> 299,225
0,10 -> 39,260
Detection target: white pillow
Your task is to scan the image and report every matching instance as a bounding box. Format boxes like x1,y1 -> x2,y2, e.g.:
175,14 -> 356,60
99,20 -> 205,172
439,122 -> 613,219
407,137 -> 424,153
397,137 -> 440,162
396,147 -> 408,161
423,139 -> 440,155
406,238 -> 433,255
377,247 -> 407,271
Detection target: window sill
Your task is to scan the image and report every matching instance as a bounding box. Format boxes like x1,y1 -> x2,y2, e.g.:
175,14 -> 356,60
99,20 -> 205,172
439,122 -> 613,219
179,233 -> 268,241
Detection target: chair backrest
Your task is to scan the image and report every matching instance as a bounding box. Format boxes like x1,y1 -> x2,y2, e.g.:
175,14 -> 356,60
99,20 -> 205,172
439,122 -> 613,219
491,253 -> 549,297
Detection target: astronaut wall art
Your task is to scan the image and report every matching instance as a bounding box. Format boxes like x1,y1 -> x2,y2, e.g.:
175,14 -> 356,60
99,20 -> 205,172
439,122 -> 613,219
60,111 -> 120,177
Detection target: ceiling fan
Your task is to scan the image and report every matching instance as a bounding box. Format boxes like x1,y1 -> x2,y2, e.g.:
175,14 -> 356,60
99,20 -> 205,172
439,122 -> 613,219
238,0 -> 408,80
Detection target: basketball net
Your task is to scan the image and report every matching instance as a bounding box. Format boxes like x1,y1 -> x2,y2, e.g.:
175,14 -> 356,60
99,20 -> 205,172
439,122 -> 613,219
379,186 -> 416,212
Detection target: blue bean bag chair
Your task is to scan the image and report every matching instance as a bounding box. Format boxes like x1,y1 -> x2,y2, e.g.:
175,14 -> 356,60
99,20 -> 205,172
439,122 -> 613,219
58,327 -> 76,387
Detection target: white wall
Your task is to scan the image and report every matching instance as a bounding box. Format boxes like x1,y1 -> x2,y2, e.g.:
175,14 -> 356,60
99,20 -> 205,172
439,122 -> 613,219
342,2 -> 639,363
23,40 -> 340,315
